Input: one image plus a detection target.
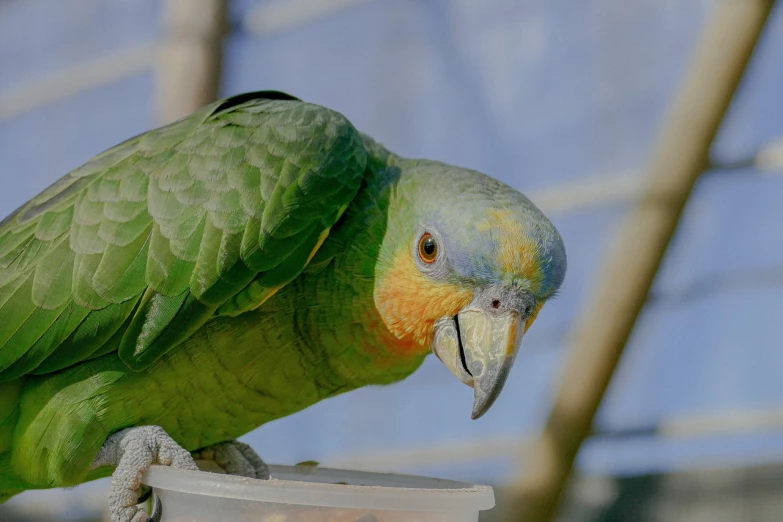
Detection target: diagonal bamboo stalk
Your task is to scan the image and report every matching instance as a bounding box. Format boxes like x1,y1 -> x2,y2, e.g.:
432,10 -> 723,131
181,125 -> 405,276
506,1 -> 778,520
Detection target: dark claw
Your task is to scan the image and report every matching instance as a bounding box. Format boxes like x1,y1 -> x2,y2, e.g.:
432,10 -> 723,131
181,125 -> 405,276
137,484 -> 152,504
147,490 -> 162,522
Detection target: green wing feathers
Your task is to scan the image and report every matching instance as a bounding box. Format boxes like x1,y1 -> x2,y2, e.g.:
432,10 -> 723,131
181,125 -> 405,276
0,91 -> 368,377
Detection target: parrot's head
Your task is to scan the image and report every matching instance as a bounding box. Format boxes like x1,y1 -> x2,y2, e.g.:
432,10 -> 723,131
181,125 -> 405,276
373,159 -> 566,419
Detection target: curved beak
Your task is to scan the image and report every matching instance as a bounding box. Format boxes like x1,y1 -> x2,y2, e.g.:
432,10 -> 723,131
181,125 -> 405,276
433,307 -> 525,419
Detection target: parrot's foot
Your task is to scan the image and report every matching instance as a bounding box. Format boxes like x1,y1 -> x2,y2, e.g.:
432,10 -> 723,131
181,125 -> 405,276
191,439 -> 270,479
91,425 -> 198,522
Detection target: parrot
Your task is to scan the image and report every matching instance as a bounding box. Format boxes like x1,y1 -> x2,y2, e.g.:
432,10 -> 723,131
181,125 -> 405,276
0,91 -> 566,521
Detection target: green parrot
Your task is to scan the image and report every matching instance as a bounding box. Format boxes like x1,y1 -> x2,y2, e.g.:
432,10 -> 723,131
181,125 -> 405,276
0,91 -> 566,521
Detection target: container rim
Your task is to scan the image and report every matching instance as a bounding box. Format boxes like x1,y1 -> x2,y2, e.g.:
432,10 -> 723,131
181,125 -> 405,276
142,464 -> 495,512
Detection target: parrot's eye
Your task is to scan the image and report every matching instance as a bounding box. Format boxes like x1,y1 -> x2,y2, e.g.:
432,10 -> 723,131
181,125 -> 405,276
418,233 -> 438,263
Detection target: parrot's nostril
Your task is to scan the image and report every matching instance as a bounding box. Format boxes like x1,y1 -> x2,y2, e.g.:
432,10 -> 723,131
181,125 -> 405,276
492,300 -> 501,309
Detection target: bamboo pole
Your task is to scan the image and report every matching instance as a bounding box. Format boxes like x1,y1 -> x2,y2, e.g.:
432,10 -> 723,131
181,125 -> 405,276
155,0 -> 229,124
506,1 -> 777,520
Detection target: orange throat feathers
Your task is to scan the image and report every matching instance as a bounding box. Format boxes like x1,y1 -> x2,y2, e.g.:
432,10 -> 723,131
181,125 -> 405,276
374,252 -> 472,354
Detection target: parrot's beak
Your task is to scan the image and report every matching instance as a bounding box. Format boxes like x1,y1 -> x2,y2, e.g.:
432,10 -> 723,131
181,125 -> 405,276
433,306 -> 525,419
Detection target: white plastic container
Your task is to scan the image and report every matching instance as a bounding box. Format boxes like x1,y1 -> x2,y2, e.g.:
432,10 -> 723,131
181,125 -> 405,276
141,464 -> 495,522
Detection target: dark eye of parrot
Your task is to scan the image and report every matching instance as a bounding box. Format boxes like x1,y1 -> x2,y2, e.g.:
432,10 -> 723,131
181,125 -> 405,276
418,233 -> 438,263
